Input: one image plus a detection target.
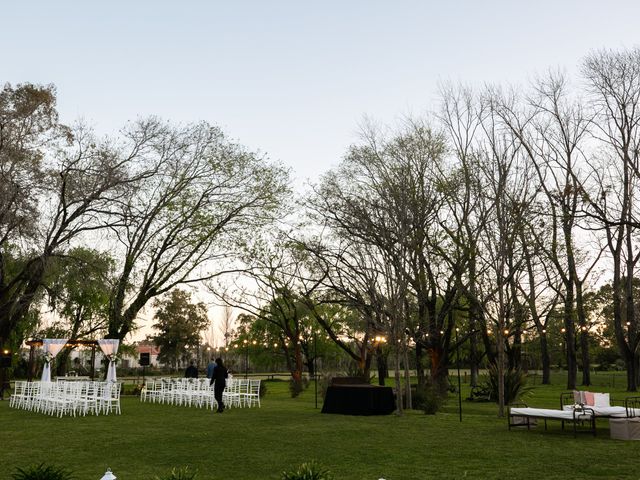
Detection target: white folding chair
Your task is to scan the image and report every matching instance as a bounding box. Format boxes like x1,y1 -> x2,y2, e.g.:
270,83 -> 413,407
9,381 -> 26,408
100,382 -> 122,415
223,378 -> 242,408
244,379 -> 261,408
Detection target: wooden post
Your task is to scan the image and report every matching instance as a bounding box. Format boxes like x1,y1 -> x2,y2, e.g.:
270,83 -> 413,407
27,344 -> 36,381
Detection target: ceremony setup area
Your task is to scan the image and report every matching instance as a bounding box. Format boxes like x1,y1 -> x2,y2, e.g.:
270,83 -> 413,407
9,379 -> 122,417
7,338 -> 123,417
3,373 -> 640,480
9,339 -> 263,417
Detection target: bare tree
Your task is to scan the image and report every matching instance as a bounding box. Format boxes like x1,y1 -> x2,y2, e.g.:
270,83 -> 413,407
471,90 -> 539,414
582,48 -> 640,391
210,233 -> 322,396
304,119 -> 462,398
438,83 -> 490,388
218,304 -> 235,348
491,73 -> 602,389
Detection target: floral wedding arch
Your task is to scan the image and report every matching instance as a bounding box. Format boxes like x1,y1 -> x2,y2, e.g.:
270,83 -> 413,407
25,338 -> 120,382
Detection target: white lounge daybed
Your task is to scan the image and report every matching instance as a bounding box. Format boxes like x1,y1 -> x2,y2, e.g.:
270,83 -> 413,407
508,406 -> 596,437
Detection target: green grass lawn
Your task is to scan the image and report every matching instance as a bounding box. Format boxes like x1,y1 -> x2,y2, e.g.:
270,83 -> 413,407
1,374 -> 639,480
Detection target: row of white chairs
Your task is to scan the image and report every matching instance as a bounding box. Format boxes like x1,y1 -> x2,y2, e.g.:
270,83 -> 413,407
9,380 -> 122,417
140,377 -> 261,409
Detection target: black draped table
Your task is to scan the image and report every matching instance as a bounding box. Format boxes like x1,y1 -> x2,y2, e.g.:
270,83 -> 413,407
321,384 -> 395,415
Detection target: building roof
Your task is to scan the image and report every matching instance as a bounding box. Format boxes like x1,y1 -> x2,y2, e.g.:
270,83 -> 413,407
137,344 -> 160,355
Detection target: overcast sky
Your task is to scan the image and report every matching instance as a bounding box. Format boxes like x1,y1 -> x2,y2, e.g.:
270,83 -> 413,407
4,1 -> 640,343
4,0 -> 640,188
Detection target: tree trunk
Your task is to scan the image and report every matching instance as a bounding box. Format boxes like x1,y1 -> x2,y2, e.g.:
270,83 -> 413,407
539,334 -> 551,385
394,343 -> 403,415
415,343 -> 426,388
497,331 -> 506,417
403,338 -> 412,410
429,344 -> 450,396
376,345 -> 387,386
469,324 -> 479,388
576,281 -> 591,386
563,286 -> 577,390
625,236 -> 638,391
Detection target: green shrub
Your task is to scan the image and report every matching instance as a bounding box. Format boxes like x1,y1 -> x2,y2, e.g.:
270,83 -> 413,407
288,375 -> 308,398
281,461 -> 333,480
319,373 -> 334,399
122,383 -> 143,396
481,364 -> 532,405
154,466 -> 198,480
413,383 -> 447,414
11,463 -> 74,480
259,380 -> 267,398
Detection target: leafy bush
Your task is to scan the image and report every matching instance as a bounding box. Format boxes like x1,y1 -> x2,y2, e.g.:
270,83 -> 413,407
481,364 -> 532,405
281,461 -> 333,480
319,373 -> 334,399
11,463 -> 74,480
413,383 -> 447,414
154,467 -> 198,480
259,380 -> 267,398
289,375 -> 308,398
122,383 -> 143,396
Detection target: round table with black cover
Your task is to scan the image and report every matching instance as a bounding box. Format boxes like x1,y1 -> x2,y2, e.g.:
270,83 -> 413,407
321,384 -> 395,415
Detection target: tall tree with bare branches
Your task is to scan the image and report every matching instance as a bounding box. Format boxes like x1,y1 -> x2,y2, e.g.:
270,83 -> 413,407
582,48 -> 640,391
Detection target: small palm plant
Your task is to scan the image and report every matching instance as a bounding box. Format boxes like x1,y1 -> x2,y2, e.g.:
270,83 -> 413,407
11,463 -> 74,480
281,461 -> 333,480
483,364 -> 533,405
155,467 -> 198,480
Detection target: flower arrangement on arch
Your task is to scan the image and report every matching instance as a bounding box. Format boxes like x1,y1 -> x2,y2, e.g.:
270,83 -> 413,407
42,352 -> 53,364
107,353 -> 120,364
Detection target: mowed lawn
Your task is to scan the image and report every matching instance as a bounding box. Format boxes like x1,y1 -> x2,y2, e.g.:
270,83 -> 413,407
2,376 -> 639,480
